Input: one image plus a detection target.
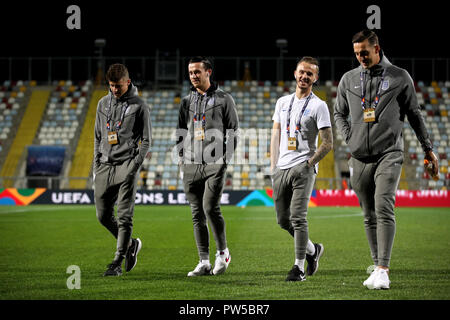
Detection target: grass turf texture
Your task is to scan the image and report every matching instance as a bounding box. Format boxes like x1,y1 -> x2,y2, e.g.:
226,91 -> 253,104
0,205 -> 449,300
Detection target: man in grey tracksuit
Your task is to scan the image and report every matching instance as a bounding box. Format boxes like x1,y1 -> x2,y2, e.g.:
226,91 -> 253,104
176,56 -> 239,277
94,64 -> 151,276
334,30 -> 439,289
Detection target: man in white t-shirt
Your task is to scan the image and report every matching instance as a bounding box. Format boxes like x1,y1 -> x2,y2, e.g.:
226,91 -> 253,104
270,56 -> 333,281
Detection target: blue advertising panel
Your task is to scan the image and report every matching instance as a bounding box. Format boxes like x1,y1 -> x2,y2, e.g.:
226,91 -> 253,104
26,146 -> 66,176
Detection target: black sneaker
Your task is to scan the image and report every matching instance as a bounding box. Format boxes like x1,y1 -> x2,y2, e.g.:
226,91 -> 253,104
125,238 -> 142,272
306,243 -> 324,276
285,265 -> 306,281
103,261 -> 123,276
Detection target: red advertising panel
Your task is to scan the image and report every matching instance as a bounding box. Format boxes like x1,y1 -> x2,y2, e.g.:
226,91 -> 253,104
314,190 -> 450,207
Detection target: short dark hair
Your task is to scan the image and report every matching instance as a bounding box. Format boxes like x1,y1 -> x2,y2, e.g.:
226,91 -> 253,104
352,29 -> 379,46
106,63 -> 129,82
296,56 -> 319,73
188,56 -> 213,71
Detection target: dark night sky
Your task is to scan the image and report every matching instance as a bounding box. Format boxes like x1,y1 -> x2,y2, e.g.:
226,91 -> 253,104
2,0 -> 448,59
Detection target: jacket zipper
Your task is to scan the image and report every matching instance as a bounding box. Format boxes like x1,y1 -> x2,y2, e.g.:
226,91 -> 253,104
107,100 -> 118,161
367,75 -> 372,155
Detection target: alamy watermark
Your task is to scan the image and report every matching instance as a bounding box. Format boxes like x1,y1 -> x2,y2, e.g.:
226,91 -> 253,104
66,265 -> 81,289
172,128 -> 275,167
66,5 -> 81,30
366,5 -> 381,29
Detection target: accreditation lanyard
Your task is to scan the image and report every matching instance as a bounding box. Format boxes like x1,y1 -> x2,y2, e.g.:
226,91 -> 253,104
193,93 -> 210,141
106,97 -> 129,132
286,93 -> 312,137
193,93 -> 209,127
360,69 -> 386,111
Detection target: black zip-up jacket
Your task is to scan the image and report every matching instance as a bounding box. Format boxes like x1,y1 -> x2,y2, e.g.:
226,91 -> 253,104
176,82 -> 239,164
334,53 -> 432,161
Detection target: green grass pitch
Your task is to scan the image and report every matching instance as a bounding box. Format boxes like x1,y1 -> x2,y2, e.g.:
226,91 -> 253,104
0,205 -> 449,300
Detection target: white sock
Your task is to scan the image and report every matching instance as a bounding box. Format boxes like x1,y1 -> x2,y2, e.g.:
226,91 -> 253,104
201,259 -> 210,265
295,259 -> 305,272
306,240 -> 315,255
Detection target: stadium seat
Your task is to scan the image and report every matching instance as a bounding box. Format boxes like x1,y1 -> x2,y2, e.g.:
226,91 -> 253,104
1,79 -> 428,191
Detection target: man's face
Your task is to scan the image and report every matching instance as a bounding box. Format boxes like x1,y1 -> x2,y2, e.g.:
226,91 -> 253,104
353,39 -> 380,69
294,62 -> 318,90
188,62 -> 211,91
109,77 -> 130,99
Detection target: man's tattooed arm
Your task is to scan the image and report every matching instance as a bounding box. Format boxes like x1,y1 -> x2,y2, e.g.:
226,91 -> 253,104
307,127 -> 333,167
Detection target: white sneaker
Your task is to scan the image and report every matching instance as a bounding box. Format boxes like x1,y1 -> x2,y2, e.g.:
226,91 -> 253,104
373,268 -> 390,290
363,268 -> 391,290
187,262 -> 211,277
363,269 -> 377,290
212,250 -> 231,275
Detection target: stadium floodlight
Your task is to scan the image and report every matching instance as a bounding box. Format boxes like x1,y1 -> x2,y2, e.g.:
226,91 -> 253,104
94,38 -> 106,57
276,39 -> 288,81
94,39 -> 107,85
276,38 -> 288,50
94,38 -> 106,49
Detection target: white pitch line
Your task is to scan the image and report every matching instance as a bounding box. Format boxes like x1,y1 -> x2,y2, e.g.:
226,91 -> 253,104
0,206 -> 93,214
226,211 -> 364,220
311,212 -> 363,219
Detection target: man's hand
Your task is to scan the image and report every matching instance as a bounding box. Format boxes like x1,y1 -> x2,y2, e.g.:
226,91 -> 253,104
424,150 -> 439,177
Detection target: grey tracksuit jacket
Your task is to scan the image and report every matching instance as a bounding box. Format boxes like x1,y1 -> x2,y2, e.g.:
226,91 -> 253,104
334,54 -> 433,160
94,84 -> 152,172
176,82 -> 239,164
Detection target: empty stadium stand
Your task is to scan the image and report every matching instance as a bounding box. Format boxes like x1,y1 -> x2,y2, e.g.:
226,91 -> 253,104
0,81 -> 31,170
1,84 -> 49,187
1,79 -> 449,191
68,87 -> 105,189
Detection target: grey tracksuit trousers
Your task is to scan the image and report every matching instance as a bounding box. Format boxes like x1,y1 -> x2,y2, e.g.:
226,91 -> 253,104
349,151 -> 403,267
182,163 -> 228,261
94,158 -> 138,262
272,162 -> 316,260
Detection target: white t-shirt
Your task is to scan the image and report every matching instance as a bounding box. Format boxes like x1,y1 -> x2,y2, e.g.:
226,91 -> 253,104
272,92 -> 331,171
